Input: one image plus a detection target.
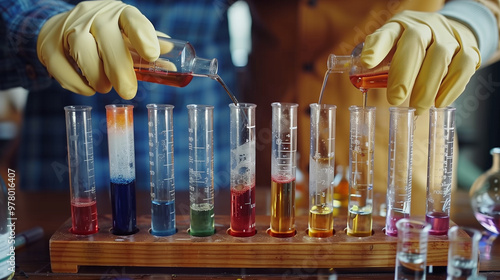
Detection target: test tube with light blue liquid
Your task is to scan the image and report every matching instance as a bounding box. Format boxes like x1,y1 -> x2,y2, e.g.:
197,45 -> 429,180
147,104 -> 176,236
187,104 -> 215,236
64,105 -> 98,235
106,104 -> 138,235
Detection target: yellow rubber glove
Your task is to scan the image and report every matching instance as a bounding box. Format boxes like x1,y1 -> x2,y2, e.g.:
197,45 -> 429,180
37,0 -> 160,100
361,10 -> 481,115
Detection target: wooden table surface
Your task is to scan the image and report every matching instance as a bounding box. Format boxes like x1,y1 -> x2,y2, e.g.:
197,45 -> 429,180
13,188 -> 500,279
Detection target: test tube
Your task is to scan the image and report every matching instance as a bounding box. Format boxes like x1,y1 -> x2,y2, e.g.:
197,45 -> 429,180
395,219 -> 431,280
187,104 -> 215,237
106,104 -> 138,235
426,106 -> 456,235
269,102 -> 298,238
447,226 -> 482,280
308,103 -> 336,237
147,104 -> 176,236
64,105 -> 98,235
385,107 -> 415,236
229,103 -> 257,237
347,106 -> 375,237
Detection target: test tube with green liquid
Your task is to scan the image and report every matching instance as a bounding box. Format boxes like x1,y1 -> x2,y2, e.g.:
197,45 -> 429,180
187,104 -> 215,236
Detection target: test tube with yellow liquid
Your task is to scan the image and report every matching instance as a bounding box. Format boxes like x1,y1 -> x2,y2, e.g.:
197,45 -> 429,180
347,106 -> 375,237
269,102 -> 298,238
308,103 -> 336,237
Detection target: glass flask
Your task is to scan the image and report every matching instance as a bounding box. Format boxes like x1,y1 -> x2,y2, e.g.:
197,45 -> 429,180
469,148 -> 500,235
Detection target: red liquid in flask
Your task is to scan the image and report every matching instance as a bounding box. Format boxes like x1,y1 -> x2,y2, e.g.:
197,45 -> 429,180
349,72 -> 388,91
230,184 -> 256,237
134,68 -> 193,87
71,198 -> 98,235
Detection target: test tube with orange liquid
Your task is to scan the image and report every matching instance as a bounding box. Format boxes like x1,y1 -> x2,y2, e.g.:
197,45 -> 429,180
308,103 -> 336,237
269,102 -> 298,238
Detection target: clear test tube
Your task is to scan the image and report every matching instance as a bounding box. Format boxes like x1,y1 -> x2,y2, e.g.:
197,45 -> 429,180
385,107 -> 415,236
229,103 -> 257,237
395,219 -> 431,280
308,103 -> 336,237
347,106 -> 375,237
426,106 -> 456,235
269,102 -> 298,238
187,104 -> 215,237
147,104 -> 176,236
106,104 -> 138,235
64,105 -> 98,235
447,226 -> 482,280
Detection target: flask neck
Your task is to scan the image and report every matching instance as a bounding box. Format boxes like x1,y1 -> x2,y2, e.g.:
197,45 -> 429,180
491,149 -> 500,170
192,57 -> 218,77
327,55 -> 354,73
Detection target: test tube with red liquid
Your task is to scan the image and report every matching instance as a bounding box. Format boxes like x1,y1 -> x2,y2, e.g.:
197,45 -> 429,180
64,105 -> 98,235
229,103 -> 257,237
385,107 -> 415,236
426,106 -> 456,235
106,104 -> 138,235
308,103 -> 336,237
269,102 -> 298,238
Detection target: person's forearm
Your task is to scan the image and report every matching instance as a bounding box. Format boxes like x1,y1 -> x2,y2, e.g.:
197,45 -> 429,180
0,0 -> 73,90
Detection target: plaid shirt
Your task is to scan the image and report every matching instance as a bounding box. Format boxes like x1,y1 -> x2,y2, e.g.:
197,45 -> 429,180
1,0 -> 236,192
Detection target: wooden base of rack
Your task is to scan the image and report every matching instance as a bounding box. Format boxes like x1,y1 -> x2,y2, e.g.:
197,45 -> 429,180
49,215 -> 456,273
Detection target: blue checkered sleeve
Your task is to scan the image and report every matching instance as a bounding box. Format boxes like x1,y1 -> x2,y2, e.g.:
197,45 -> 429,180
0,0 -> 73,90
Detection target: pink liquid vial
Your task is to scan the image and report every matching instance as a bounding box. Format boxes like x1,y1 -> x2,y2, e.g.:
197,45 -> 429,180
71,198 -> 98,235
426,212 -> 449,235
64,105 -> 99,235
230,184 -> 256,237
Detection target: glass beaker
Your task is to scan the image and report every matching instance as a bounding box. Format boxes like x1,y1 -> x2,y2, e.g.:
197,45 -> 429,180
187,104 -> 215,237
229,103 -> 257,237
447,226 -> 482,280
385,107 -> 415,236
395,219 -> 431,280
269,102 -> 298,238
64,105 -> 98,235
106,104 -> 138,235
347,106 -> 375,237
426,106 -> 456,235
308,103 -> 336,237
147,104 -> 176,236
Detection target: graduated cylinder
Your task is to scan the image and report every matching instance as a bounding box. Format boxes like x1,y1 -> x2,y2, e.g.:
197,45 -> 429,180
187,104 -> 215,237
308,103 -> 336,237
347,106 -> 375,237
229,103 -> 257,237
270,102 -> 298,238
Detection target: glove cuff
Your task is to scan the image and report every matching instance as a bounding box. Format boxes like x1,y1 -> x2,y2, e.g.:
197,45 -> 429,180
439,0 -> 498,63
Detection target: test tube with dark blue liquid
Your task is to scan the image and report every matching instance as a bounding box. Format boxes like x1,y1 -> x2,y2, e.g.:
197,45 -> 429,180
147,104 -> 176,236
106,104 -> 138,235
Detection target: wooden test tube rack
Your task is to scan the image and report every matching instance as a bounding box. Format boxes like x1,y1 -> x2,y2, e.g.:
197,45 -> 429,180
49,214 -> 457,273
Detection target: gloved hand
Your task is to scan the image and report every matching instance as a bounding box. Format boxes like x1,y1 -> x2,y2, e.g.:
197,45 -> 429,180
37,0 -> 160,100
361,10 -> 481,115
